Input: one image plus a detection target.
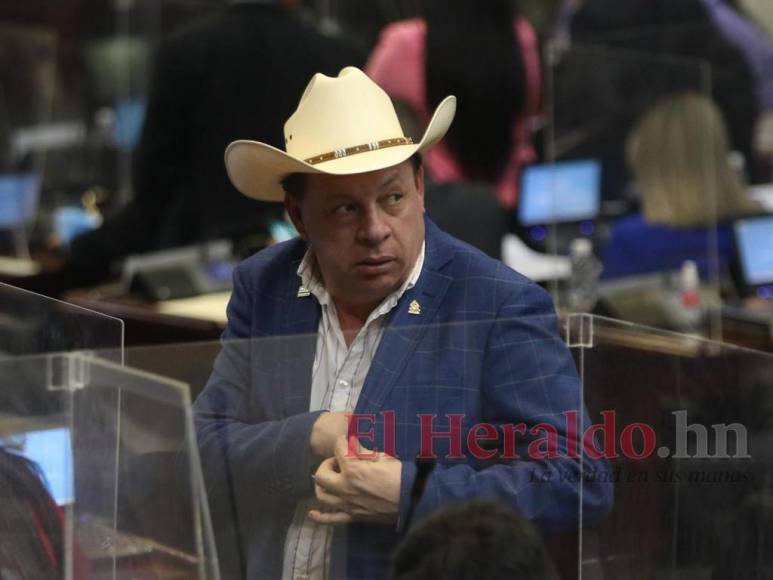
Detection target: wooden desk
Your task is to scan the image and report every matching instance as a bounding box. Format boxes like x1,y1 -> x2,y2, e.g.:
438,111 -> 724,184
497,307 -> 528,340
66,286 -> 228,346
720,303 -> 773,353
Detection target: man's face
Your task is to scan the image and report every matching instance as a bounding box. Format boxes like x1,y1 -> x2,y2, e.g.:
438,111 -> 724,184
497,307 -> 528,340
286,161 -> 425,311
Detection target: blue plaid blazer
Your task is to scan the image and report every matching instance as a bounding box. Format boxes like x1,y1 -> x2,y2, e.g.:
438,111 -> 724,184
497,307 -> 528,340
194,218 -> 612,580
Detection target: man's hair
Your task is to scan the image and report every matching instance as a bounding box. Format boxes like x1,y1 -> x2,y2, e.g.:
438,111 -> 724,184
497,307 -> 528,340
281,153 -> 423,200
390,500 -> 559,580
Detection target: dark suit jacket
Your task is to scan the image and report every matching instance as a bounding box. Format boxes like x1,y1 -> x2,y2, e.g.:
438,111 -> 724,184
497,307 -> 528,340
424,181 -> 509,259
194,219 -> 613,579
68,4 -> 364,282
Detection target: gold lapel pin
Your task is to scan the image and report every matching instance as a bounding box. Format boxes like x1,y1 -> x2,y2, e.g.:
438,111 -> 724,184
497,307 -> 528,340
297,285 -> 311,298
408,300 -> 422,315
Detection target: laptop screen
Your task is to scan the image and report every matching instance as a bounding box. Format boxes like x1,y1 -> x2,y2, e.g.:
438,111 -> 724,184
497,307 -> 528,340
735,214 -> 773,288
3,427 -> 74,506
518,160 -> 601,226
113,98 -> 146,150
0,173 -> 41,229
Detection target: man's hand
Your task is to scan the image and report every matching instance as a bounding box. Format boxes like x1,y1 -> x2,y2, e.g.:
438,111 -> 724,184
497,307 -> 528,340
309,436 -> 401,525
310,412 -> 350,460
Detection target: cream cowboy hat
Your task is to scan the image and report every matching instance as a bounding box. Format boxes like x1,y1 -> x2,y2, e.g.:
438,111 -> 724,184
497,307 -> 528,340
225,66 -> 456,202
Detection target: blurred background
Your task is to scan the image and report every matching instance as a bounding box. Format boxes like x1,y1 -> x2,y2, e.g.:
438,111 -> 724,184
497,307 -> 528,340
1,0 -> 772,348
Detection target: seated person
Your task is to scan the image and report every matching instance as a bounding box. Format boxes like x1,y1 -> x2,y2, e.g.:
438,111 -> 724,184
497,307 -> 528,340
390,499 -> 559,580
0,447 -> 80,578
602,92 -> 762,280
423,181 -> 509,260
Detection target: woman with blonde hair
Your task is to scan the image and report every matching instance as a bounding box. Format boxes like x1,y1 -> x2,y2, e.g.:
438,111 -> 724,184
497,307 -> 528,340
602,91 -> 762,279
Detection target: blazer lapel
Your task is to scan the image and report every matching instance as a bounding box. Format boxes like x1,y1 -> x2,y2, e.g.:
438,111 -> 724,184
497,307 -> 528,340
278,243 -> 321,417
355,220 -> 454,415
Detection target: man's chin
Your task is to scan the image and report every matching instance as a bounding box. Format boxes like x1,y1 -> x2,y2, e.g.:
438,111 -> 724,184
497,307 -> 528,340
352,276 -> 402,304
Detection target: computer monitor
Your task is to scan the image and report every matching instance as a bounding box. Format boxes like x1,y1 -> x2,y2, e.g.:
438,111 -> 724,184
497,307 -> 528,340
0,173 -> 41,229
3,427 -> 74,506
113,98 -> 146,150
734,214 -> 773,298
518,160 -> 601,227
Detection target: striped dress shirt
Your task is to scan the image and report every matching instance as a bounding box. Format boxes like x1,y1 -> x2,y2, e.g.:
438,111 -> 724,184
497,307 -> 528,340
281,243 -> 425,580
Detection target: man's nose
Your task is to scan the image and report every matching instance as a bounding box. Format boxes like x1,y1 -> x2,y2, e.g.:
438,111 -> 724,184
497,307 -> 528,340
357,207 -> 391,245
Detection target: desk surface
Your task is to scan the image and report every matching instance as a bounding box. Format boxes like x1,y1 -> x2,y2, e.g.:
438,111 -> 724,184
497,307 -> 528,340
65,284 -> 773,353
66,286 -> 228,346
156,292 -> 230,324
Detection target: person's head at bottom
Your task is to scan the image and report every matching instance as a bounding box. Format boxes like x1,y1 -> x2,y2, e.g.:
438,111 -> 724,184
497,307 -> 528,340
225,67 -> 456,319
390,500 -> 560,580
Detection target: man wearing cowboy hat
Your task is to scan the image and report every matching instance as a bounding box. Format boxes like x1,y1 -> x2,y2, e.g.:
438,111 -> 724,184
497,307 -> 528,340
195,67 -> 611,579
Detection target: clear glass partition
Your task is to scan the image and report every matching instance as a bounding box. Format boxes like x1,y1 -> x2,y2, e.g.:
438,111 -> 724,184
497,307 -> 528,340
151,316 -> 769,579
0,350 -> 218,580
26,309 -> 767,578
568,313 -> 773,578
547,45 -> 731,340
9,299 -> 763,579
99,311 -> 594,579
0,282 -> 123,360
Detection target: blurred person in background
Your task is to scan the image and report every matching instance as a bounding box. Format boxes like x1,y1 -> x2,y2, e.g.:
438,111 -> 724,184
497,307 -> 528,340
601,92 -> 762,280
556,0 -> 761,204
736,0 -> 773,39
0,446 -> 83,579
366,0 -> 542,211
390,500 -> 559,580
701,0 -> 773,113
23,0 -> 362,296
701,0 -> 773,177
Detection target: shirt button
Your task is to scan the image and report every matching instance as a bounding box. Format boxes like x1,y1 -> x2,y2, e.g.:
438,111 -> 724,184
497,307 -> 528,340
338,379 -> 349,388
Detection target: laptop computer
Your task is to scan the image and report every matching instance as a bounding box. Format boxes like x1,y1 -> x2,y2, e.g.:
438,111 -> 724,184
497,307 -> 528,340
517,160 -> 602,250
733,214 -> 773,299
518,159 -> 602,227
0,173 -> 41,229
2,425 -> 74,506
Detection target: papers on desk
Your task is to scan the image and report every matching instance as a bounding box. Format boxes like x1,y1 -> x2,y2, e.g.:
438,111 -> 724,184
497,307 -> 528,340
156,291 -> 231,325
501,234 -> 571,282
0,256 -> 41,277
750,184 -> 773,211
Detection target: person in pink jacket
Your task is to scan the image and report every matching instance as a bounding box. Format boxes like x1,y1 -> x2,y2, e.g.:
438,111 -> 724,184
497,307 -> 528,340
367,0 -> 542,210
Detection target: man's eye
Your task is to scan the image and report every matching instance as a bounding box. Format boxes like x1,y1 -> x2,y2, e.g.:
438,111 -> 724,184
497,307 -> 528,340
333,204 -> 357,215
385,193 -> 404,205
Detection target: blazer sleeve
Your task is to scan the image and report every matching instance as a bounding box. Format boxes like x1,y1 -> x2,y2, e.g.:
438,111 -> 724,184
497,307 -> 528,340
397,282 -> 613,534
193,263 -> 324,509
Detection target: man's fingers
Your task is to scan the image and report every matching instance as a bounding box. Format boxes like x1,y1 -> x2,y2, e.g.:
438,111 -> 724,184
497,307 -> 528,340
317,455 -> 339,474
314,457 -> 344,493
308,509 -> 353,526
314,483 -> 348,509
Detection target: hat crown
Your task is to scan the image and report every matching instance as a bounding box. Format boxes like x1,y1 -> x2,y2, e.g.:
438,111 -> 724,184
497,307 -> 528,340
283,67 -> 406,161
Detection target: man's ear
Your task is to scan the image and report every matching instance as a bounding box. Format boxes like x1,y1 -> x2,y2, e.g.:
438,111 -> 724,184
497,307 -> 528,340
284,195 -> 308,240
414,165 -> 426,212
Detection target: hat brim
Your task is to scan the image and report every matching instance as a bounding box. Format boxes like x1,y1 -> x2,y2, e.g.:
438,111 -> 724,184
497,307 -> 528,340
225,95 -> 456,202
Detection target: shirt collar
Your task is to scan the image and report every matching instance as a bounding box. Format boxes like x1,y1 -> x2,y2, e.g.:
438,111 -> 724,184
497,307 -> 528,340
297,242 -> 425,319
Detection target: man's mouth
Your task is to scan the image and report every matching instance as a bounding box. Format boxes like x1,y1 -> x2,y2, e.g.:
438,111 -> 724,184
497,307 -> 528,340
355,257 -> 395,275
